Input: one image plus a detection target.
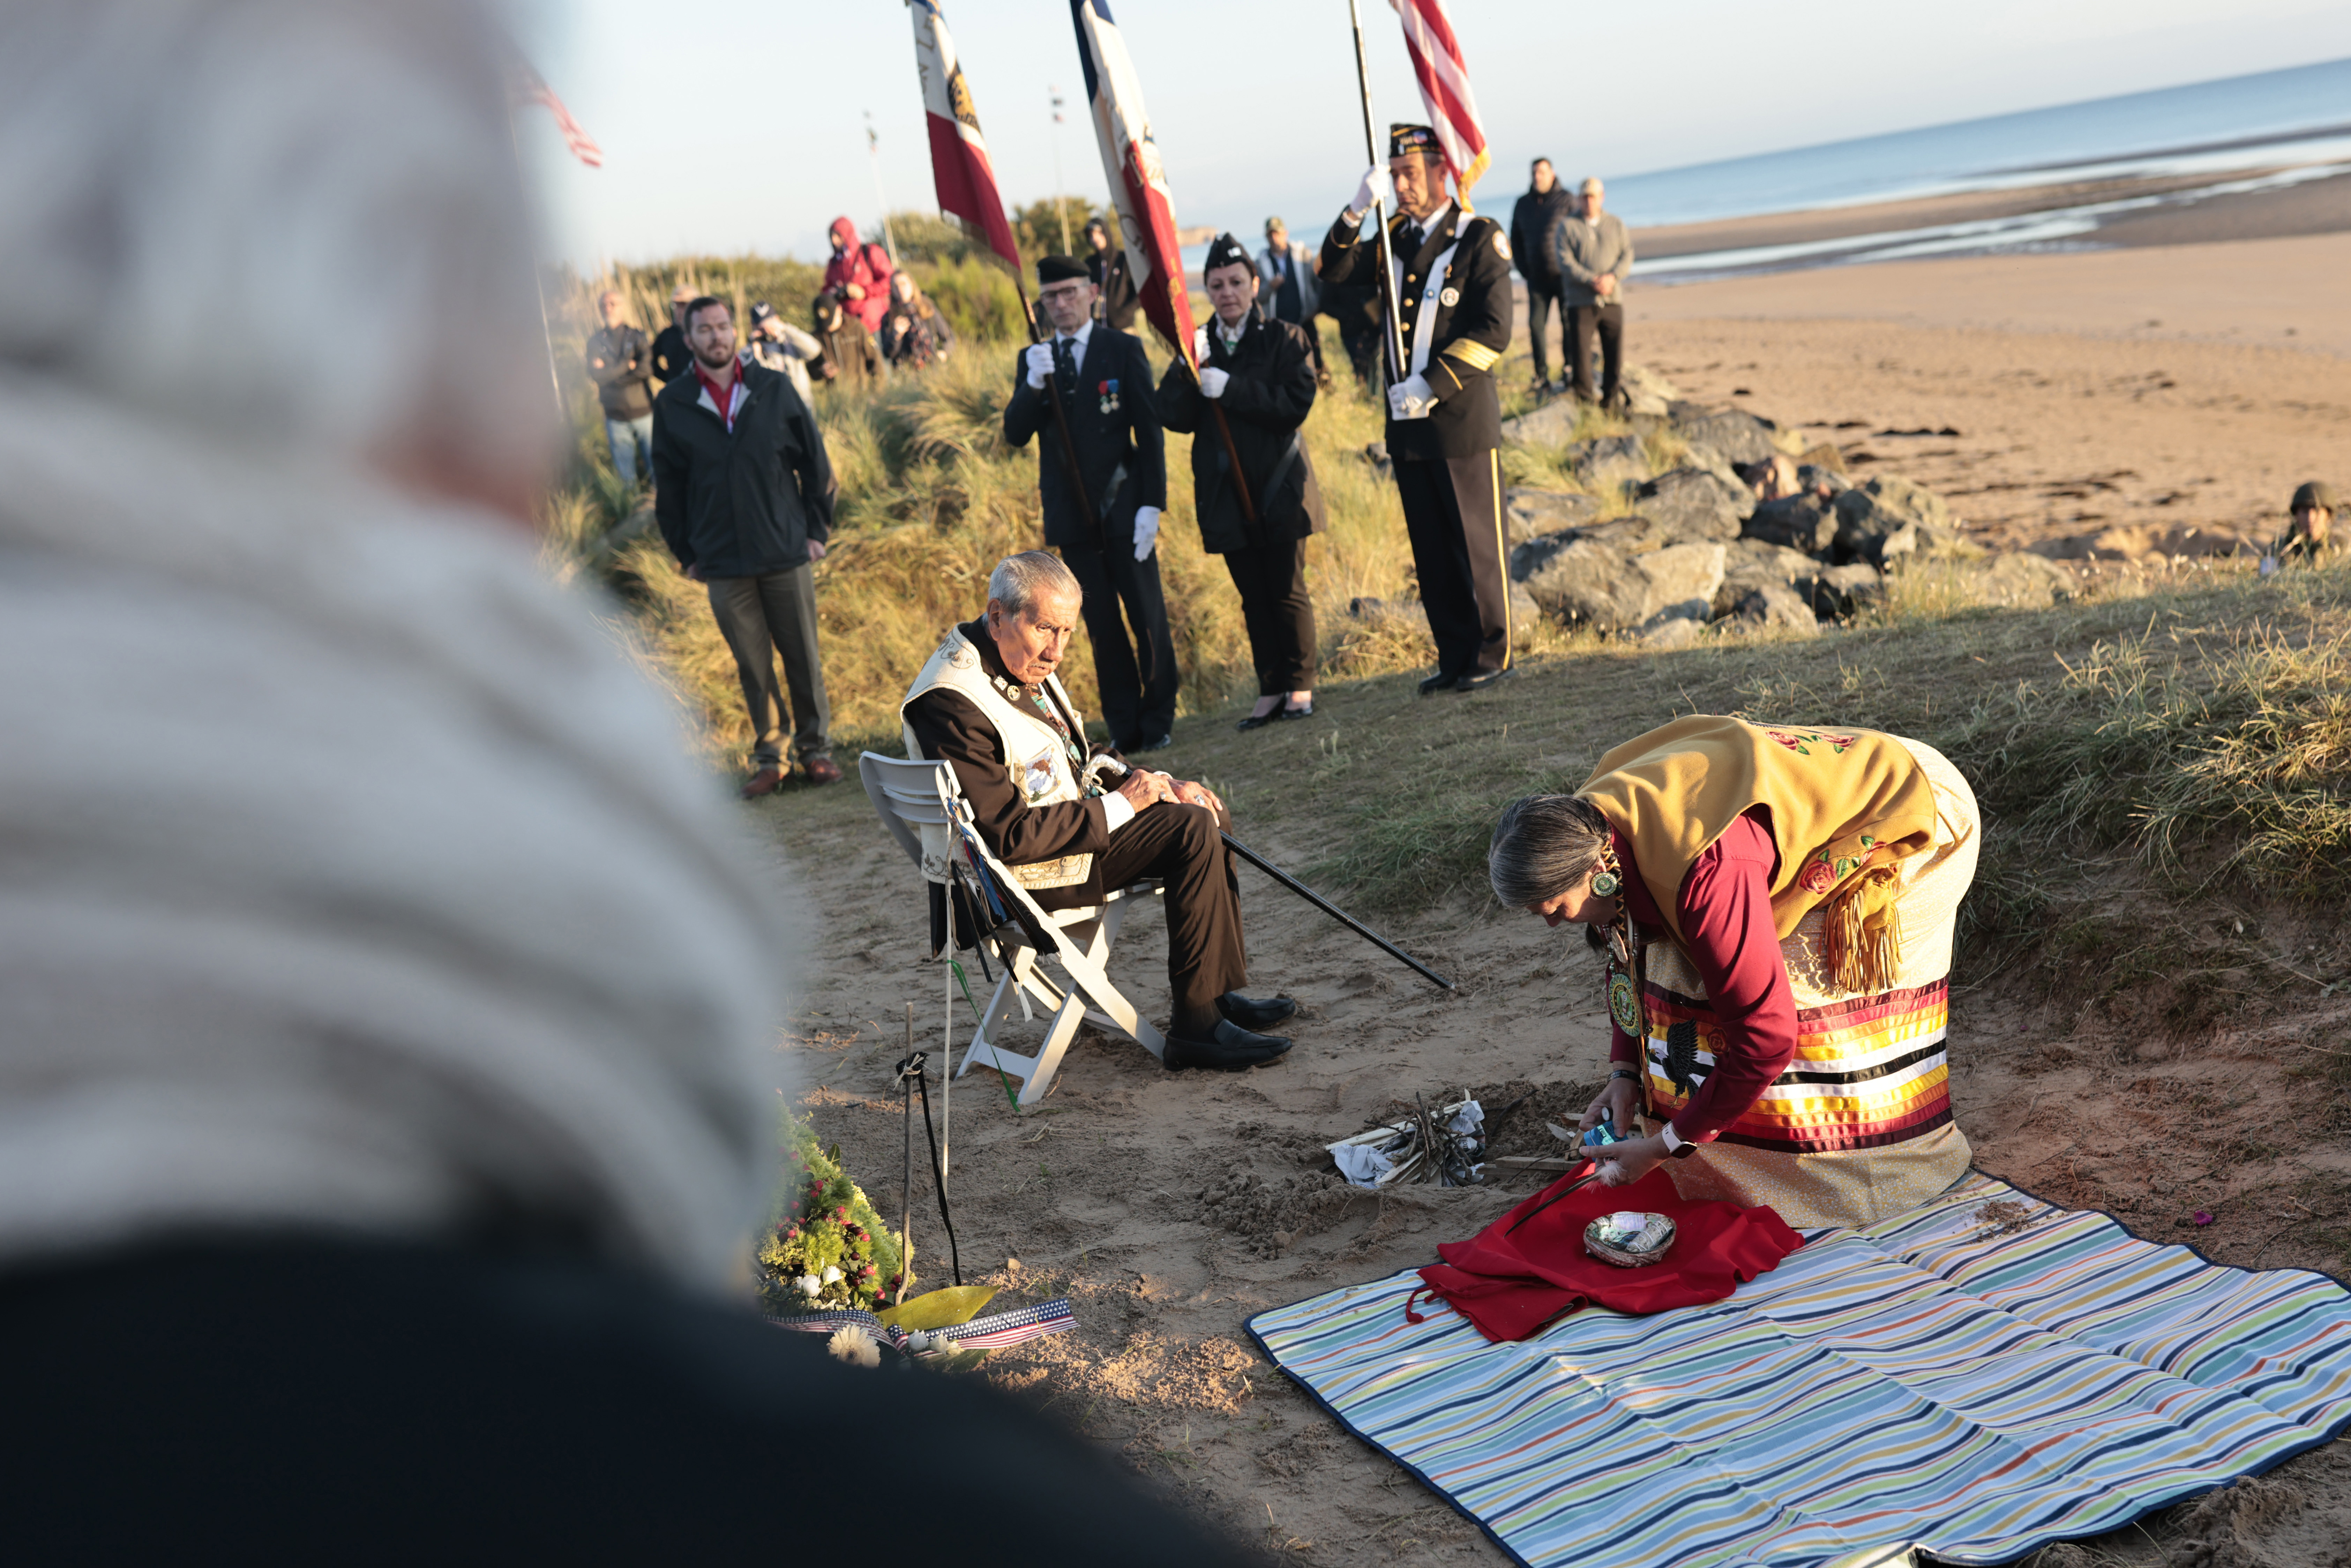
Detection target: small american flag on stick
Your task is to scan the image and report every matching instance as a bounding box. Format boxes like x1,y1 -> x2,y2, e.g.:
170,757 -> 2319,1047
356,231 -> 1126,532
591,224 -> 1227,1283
1388,0 -> 1488,195
508,57 -> 603,169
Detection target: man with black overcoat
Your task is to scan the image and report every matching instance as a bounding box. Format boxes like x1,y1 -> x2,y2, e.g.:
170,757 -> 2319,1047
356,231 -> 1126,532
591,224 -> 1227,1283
1320,123 -> 1516,694
1157,234 -> 1325,731
1002,254 -> 1176,752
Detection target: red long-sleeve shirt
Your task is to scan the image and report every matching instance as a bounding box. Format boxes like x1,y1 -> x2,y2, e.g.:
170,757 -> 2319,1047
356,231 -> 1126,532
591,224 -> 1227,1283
1607,808 -> 1798,1145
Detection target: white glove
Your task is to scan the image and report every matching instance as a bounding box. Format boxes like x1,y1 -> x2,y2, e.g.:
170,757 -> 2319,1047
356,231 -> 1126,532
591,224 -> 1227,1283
1024,341 -> 1055,389
1198,366 -> 1230,399
1132,505 -> 1161,562
1351,165 -> 1393,218
1191,325 -> 1211,362
1387,373 -> 1436,420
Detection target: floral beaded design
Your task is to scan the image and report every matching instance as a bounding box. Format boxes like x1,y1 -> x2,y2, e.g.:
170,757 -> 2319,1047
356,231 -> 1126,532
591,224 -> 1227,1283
1797,833 -> 1878,894
1762,728 -> 1857,756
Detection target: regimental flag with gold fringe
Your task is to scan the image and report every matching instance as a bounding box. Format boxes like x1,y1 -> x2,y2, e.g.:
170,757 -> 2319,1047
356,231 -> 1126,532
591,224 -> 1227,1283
909,1 -> 1022,275
1388,0 -> 1488,196
1069,0 -> 1198,368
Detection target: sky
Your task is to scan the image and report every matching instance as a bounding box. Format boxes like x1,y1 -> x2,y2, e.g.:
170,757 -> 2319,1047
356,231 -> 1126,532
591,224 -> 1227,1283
514,0 -> 2351,271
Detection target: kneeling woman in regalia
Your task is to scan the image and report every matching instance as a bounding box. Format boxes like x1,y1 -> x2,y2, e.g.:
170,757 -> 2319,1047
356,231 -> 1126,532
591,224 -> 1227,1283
1487,715 -> 1980,1228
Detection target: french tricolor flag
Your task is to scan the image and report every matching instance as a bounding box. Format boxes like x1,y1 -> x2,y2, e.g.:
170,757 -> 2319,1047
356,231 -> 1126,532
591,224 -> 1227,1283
909,1 -> 1021,274
1070,0 -> 1198,369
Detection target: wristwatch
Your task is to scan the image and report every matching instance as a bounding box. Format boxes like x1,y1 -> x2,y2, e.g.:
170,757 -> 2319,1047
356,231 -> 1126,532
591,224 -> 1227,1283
1659,1122 -> 1701,1161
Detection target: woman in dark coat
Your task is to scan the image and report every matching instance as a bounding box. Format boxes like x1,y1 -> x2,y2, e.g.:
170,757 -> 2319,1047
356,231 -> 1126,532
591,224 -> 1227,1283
1157,233 -> 1327,730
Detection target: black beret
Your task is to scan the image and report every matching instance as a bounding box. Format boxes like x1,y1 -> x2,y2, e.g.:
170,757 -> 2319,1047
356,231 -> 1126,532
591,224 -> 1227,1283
1036,254 -> 1089,285
1389,123 -> 1439,160
1202,233 -> 1252,281
2292,480 -> 2337,511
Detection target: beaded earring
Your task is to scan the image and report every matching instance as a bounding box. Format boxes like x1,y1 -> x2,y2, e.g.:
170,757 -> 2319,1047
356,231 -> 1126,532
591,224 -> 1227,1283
1589,843 -> 1624,900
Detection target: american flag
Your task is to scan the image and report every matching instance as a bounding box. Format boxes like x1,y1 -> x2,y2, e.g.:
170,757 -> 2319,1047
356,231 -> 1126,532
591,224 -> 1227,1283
507,57 -> 603,170
1388,0 -> 1488,196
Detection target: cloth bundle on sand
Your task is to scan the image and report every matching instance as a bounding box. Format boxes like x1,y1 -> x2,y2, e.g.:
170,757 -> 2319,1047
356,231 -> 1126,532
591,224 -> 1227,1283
1249,1172 -> 2351,1568
1412,1168 -> 1800,1343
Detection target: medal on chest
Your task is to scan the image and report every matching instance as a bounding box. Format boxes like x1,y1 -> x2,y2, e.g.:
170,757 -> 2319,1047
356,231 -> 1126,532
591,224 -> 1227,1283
1097,377 -> 1120,415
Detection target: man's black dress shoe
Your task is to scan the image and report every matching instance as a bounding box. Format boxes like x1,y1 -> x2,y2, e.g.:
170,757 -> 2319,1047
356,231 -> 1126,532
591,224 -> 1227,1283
1163,1019 -> 1292,1071
1454,667 -> 1515,693
1216,991 -> 1296,1029
1132,733 -> 1175,752
1418,671 -> 1461,696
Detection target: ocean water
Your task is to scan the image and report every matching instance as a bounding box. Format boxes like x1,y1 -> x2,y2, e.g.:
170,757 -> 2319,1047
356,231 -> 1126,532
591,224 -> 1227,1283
1613,57 -> 2351,226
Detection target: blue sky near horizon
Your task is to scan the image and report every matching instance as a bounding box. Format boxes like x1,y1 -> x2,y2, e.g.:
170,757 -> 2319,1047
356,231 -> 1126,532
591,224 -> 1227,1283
512,0 -> 2351,270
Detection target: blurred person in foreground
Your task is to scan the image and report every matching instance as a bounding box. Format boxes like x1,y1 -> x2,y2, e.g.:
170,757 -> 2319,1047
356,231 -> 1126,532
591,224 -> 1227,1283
651,281 -> 697,383
585,288 -> 655,483
747,299 -> 823,405
1003,255 -> 1175,752
0,8 -> 1253,1558
879,270 -> 955,370
2264,480 -> 2339,571
1509,158 -> 1573,396
652,296 -> 839,796
1255,217 -> 1326,384
1158,235 -> 1326,732
810,288 -> 882,394
1553,176 -> 1633,408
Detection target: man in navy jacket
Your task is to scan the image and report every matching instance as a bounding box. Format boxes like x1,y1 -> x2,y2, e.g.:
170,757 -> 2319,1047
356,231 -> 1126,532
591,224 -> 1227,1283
1002,255 -> 1176,752
651,296 -> 839,796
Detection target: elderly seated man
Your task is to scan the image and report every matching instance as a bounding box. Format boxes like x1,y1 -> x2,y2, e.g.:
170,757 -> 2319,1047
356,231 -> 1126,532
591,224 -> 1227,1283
903,552 -> 1295,1071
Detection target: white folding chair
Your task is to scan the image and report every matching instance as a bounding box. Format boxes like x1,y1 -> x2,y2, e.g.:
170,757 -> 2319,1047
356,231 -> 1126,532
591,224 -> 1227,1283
860,753 -> 1166,1112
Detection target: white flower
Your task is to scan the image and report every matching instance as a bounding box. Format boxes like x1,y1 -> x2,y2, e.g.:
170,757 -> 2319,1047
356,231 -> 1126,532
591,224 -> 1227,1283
821,1265 -> 844,1285
798,1274 -> 822,1297
826,1325 -> 881,1369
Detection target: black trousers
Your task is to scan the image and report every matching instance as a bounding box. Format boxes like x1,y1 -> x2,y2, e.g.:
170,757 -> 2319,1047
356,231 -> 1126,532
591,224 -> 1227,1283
1568,302 -> 1626,402
706,568 -> 831,767
1093,800 -> 1246,1033
1394,451 -> 1512,677
1525,283 -> 1562,383
1222,539 -> 1317,695
1062,537 -> 1178,747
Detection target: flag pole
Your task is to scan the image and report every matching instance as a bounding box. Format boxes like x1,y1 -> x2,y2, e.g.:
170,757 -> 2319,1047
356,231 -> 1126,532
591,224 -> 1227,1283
1192,340 -> 1259,525
505,106 -> 567,421
1346,0 -> 1407,385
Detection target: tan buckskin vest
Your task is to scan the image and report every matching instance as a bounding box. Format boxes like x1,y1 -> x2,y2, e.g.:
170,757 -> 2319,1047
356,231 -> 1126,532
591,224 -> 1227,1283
900,625 -> 1093,891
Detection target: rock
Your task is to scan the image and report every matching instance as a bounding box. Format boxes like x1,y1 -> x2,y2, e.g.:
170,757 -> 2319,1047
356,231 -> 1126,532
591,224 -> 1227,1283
1514,537 -> 1650,631
1635,541 -> 1726,623
1865,473 -> 1953,531
1634,614 -> 1702,649
1633,467 -> 1746,544
1567,433 -> 1651,490
1347,594 -> 1428,634
1715,540 -> 1820,616
1671,408 -> 1780,465
1621,364 -> 1678,417
1676,441 -> 1751,495
1874,522 -> 1920,570
1745,496 -> 1834,555
1570,514 -> 1675,556
1498,400 -> 1579,448
1725,580 -> 1821,638
1797,444 -> 1847,476
1832,474 -> 1967,562
1805,562 -> 1885,620
1509,583 -> 1540,646
1504,486 -> 1601,545
1965,553 -> 2075,607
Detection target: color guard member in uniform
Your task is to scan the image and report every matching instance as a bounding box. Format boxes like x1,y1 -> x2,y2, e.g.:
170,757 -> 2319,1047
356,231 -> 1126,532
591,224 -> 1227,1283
1320,123 -> 1515,695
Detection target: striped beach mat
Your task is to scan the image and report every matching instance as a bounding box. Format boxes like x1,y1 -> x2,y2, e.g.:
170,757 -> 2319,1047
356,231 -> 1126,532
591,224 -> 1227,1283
1246,1173 -> 2351,1567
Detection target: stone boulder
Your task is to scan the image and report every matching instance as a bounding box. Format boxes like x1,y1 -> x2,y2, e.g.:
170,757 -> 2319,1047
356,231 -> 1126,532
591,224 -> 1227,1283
1567,433 -> 1651,491
1832,476 -> 1975,564
1635,541 -> 1727,624
1671,408 -> 1780,466
1744,496 -> 1834,555
1497,399 -> 1579,448
1715,539 -> 1821,617
1634,615 -> 1702,649
1804,563 -> 1886,620
1504,487 -> 1601,545
1633,467 -> 1746,544
1964,553 -> 2074,607
1347,594 -> 1427,635
1675,441 -> 1752,495
1621,364 -> 1677,417
1723,580 -> 1821,639
1513,537 -> 1650,631
1571,515 -> 1675,556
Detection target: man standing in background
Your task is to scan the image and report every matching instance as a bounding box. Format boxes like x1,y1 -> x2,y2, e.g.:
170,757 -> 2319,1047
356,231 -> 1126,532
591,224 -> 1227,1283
1084,216 -> 1141,332
746,301 -> 823,406
1256,217 -> 1327,384
1509,159 -> 1573,396
651,296 -> 840,797
1003,256 -> 1175,753
1320,125 -> 1515,696
585,289 -> 654,485
1554,176 -> 1634,408
651,283 -> 696,384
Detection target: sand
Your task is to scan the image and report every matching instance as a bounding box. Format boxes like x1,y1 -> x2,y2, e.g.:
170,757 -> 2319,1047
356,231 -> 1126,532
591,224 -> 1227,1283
777,233 -> 2351,1561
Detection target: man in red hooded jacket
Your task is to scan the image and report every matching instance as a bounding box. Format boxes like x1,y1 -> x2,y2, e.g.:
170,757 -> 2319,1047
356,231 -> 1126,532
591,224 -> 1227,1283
824,218 -> 893,336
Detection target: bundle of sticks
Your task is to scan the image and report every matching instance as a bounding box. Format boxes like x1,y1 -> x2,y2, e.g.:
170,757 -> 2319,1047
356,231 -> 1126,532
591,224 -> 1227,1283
1326,1090 -> 1534,1189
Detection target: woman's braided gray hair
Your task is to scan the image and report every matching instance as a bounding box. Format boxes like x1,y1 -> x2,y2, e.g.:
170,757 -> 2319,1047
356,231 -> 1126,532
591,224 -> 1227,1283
1488,794 -> 1614,908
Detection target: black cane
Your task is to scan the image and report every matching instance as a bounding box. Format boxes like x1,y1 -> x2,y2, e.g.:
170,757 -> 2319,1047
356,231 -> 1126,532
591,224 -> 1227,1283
1220,832 -> 1455,990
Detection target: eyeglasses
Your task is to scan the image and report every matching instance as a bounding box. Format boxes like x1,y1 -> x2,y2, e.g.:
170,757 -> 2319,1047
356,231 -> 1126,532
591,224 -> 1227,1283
1039,284 -> 1089,302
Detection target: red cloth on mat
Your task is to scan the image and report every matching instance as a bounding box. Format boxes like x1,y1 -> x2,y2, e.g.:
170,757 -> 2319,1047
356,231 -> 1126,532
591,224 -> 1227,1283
1413,1168 -> 1802,1343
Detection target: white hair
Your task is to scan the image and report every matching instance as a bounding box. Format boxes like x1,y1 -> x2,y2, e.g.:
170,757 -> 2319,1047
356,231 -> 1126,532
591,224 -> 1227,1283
0,0 -> 550,477
988,550 -> 1081,616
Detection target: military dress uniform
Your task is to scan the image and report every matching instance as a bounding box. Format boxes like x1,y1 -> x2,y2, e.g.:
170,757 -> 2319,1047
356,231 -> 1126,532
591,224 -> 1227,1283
1321,157 -> 1514,687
